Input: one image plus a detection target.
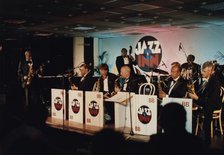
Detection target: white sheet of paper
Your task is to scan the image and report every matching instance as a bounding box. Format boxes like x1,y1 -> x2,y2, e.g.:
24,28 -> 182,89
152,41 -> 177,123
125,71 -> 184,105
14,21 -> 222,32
105,92 -> 133,105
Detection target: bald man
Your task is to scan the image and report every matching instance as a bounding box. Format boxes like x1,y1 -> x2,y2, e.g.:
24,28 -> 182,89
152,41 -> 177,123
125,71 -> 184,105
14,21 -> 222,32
118,66 -> 139,93
159,62 -> 187,98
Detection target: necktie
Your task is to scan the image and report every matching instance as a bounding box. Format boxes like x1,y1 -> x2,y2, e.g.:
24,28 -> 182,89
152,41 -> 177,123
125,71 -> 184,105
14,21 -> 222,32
200,80 -> 208,93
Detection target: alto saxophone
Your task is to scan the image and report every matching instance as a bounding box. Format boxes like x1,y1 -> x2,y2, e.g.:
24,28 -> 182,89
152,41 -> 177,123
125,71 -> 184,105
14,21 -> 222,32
93,77 -> 111,99
111,77 -> 121,96
93,78 -> 100,92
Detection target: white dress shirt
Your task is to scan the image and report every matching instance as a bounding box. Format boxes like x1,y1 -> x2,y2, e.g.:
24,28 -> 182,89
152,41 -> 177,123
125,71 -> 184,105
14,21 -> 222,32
168,76 -> 180,95
123,57 -> 129,65
103,76 -> 109,92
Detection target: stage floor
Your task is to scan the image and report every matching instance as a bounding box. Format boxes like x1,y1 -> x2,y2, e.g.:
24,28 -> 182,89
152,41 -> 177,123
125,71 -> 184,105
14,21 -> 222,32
46,117 -> 150,142
46,117 -> 224,149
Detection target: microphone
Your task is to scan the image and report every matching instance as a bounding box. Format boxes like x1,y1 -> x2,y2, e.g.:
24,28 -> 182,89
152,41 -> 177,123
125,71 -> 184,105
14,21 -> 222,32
66,62 -> 84,73
179,43 -> 182,51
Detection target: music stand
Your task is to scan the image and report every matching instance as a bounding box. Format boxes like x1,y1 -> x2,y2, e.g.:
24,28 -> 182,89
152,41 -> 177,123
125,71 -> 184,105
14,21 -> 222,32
128,88 -> 134,136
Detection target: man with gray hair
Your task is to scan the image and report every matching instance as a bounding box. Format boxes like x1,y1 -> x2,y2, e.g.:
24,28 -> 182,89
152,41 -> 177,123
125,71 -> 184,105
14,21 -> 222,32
118,66 -> 139,93
189,61 -> 222,146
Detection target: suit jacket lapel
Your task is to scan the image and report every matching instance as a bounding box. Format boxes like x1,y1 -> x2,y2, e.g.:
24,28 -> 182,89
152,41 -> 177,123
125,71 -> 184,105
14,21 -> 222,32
170,79 -> 182,94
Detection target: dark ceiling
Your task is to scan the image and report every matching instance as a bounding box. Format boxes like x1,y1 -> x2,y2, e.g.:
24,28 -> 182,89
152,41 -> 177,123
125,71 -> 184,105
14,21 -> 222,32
0,0 -> 224,38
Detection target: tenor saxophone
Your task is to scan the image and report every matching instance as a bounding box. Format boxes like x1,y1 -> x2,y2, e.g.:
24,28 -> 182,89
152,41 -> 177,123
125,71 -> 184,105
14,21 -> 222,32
26,63 -> 33,86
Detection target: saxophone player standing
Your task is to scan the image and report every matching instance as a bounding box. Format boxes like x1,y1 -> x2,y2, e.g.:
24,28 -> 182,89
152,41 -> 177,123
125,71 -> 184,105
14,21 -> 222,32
18,50 -> 42,108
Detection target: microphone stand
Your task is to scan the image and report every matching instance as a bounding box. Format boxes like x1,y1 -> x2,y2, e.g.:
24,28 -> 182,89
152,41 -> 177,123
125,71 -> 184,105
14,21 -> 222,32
59,63 -> 83,129
179,43 -> 188,59
61,73 -> 67,130
127,81 -> 134,136
60,66 -> 79,130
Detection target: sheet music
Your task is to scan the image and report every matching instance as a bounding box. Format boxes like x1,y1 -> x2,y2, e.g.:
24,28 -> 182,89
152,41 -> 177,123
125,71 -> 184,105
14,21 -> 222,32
105,92 -> 133,106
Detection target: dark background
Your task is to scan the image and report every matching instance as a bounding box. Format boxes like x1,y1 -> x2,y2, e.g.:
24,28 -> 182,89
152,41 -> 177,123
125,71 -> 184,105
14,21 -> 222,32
0,36 -> 73,113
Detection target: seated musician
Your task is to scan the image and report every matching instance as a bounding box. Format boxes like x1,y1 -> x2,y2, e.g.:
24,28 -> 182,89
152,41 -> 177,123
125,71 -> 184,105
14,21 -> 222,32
159,62 -> 187,98
188,61 -> 222,146
94,63 -> 118,124
70,63 -> 94,91
94,63 -> 118,98
117,65 -> 139,94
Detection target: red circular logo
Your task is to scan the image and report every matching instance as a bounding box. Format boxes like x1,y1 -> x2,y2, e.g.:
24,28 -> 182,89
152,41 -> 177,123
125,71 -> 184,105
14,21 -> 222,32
71,99 -> 80,114
137,105 -> 152,124
88,100 -> 99,117
54,97 -> 62,111
135,36 -> 162,71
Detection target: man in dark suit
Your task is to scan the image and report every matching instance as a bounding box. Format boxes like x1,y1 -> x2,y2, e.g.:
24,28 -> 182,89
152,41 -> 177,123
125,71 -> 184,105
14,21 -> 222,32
95,63 -> 118,97
189,61 -> 222,146
159,62 -> 187,98
181,54 -> 201,80
116,48 -> 136,75
94,63 -> 118,124
70,63 -> 94,91
18,50 -> 42,107
118,66 -> 139,94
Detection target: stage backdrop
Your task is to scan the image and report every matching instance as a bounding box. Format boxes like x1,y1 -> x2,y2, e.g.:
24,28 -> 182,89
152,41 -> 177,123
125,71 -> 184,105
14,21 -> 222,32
97,26 -> 224,75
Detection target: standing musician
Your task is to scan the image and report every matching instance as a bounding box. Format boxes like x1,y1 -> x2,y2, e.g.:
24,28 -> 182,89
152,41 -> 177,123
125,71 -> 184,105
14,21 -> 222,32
188,61 -> 222,146
93,63 -> 118,124
70,63 -> 94,91
116,47 -> 136,75
159,62 -> 187,98
181,55 -> 201,80
18,50 -> 43,107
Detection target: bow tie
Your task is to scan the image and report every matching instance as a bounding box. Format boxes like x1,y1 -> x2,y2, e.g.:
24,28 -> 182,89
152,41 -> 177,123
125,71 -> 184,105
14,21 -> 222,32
171,79 -> 176,83
125,78 -> 130,83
